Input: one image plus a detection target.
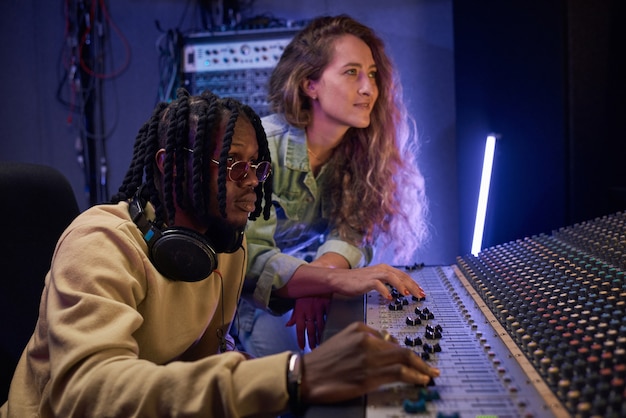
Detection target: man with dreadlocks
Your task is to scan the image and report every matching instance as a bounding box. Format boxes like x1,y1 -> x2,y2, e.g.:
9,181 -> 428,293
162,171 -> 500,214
1,88 -> 439,418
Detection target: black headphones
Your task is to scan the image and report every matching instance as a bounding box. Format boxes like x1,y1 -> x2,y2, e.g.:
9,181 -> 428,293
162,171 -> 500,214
128,191 -> 218,282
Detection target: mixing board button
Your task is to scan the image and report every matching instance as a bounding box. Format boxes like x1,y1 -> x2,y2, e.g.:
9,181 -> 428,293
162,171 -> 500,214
406,316 -> 422,326
539,357 -> 551,373
557,378 -> 571,398
547,365 -> 560,385
580,384 -> 596,402
388,302 -> 403,311
425,327 -> 442,340
615,361 -> 626,377
422,308 -> 435,319
576,401 -> 592,416
410,387 -> 439,401
404,336 -> 423,347
434,413 -> 460,418
402,398 -> 426,413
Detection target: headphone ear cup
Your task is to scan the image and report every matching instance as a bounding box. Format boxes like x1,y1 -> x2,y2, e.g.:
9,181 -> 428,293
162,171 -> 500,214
149,227 -> 218,282
128,190 -> 218,281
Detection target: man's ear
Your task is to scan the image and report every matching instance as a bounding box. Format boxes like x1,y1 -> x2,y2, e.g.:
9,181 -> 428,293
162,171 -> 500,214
301,78 -> 318,100
155,148 -> 166,174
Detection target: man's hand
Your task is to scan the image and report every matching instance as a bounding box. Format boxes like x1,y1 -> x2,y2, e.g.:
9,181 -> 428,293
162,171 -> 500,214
300,322 -> 440,404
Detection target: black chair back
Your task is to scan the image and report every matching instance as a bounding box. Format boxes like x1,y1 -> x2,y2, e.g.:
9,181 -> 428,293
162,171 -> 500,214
0,162 -> 80,403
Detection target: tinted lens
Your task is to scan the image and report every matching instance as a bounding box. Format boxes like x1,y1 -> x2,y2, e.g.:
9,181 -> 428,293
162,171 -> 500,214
255,161 -> 271,182
228,161 -> 249,181
228,161 -> 271,182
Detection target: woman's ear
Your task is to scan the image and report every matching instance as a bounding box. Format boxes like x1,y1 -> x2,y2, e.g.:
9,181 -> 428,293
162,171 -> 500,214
301,78 -> 318,100
155,148 -> 166,174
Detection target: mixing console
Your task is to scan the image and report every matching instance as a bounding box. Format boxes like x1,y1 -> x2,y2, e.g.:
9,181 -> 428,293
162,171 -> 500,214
306,211 -> 626,418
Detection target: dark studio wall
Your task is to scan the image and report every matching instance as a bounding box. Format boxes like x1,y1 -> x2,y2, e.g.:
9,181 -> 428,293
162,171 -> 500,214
453,0 -> 626,254
453,0 -> 568,253
566,1 -> 626,223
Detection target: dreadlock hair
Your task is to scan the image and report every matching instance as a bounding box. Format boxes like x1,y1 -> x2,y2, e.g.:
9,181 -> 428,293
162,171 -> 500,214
111,87 -> 272,227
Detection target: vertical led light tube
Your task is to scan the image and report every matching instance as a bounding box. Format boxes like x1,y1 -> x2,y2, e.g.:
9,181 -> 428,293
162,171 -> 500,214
471,134 -> 497,256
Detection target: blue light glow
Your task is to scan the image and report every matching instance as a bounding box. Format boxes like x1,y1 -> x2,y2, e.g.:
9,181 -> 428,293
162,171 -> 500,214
471,134 -> 497,256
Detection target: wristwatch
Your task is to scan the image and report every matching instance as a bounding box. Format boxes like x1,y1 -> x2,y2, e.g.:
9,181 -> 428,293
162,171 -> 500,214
287,352 -> 306,416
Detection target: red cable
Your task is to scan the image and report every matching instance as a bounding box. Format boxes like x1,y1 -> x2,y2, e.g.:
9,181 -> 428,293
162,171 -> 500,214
78,0 -> 131,79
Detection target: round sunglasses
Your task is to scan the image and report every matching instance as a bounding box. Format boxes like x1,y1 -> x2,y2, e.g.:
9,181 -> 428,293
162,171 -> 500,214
210,159 -> 271,182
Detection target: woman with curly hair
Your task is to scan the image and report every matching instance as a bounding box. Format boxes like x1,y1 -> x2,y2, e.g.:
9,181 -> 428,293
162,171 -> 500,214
233,14 -> 430,358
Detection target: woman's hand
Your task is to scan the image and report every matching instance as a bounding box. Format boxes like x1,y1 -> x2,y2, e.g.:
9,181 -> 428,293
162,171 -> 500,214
327,264 -> 426,300
279,263 -> 425,301
286,296 -> 331,350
